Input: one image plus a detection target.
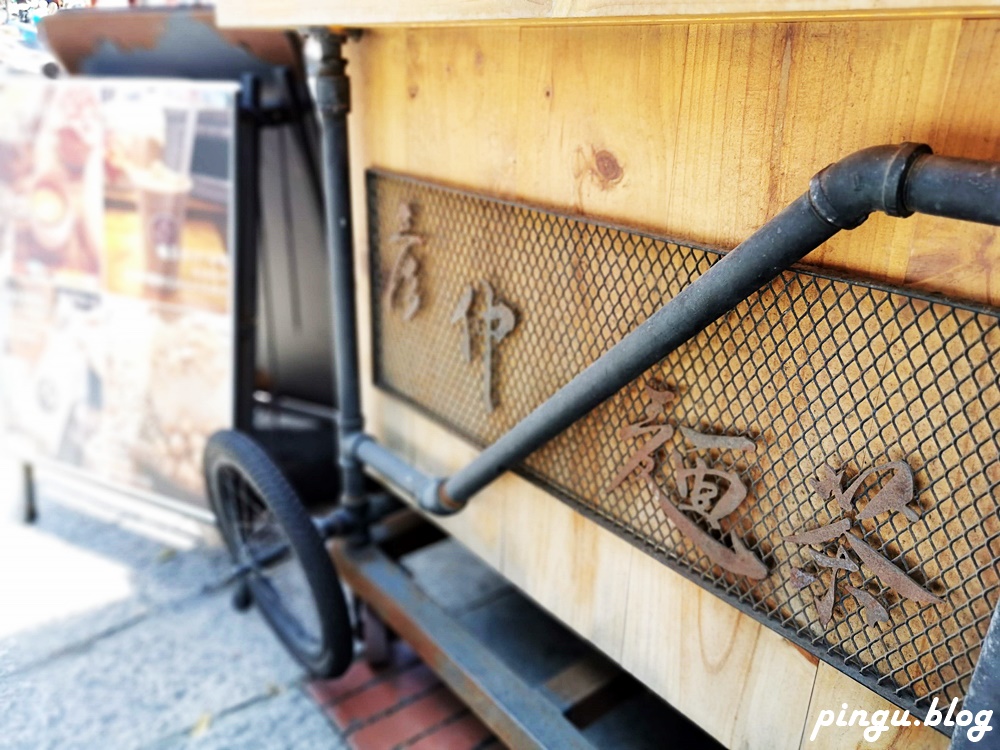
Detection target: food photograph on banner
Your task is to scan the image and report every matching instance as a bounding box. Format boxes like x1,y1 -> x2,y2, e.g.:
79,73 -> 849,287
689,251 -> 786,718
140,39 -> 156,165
0,78 -> 237,510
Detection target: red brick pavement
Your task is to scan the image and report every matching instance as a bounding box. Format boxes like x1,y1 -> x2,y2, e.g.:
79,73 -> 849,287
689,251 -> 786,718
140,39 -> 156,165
308,643 -> 501,750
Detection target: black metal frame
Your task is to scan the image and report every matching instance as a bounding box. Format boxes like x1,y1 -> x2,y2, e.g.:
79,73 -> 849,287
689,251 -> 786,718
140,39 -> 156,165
233,74 -> 262,435
309,30 -> 1000,746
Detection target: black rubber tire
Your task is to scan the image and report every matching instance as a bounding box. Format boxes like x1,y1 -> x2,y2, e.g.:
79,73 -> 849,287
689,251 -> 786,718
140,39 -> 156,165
204,430 -> 353,678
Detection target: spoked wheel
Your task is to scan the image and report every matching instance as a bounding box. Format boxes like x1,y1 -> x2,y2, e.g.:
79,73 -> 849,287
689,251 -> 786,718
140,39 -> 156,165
204,430 -> 353,678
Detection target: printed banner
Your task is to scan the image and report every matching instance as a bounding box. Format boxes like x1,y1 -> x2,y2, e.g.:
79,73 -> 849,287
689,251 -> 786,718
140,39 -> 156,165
0,78 -> 237,509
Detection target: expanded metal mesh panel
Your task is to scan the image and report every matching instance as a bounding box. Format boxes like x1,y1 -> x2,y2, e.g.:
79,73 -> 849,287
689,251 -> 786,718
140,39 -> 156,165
367,169 -> 1000,723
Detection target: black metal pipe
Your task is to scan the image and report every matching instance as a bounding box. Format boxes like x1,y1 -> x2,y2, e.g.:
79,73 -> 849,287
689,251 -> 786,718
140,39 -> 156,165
316,32 -> 367,511
432,193 -> 837,511
413,143 -> 1000,513
905,155 -> 1000,227
350,435 -> 441,505
233,75 -> 262,434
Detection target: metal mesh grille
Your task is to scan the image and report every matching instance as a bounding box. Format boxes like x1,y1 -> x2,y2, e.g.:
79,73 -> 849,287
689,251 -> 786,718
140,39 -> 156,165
367,169 -> 1000,722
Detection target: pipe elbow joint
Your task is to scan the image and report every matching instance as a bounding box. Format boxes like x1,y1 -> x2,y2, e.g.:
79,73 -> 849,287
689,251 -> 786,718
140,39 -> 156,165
808,142 -> 933,230
343,432 -> 371,460
418,479 -> 466,516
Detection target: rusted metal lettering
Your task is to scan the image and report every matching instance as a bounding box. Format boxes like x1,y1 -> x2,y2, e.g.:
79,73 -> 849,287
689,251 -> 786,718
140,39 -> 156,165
788,461 -> 942,629
386,202 -> 423,320
450,280 -> 517,411
610,387 -> 766,580
450,284 -> 474,363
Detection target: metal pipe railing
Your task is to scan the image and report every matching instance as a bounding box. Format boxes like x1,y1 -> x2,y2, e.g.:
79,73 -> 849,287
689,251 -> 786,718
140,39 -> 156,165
316,32 -> 368,514
436,192 -> 837,511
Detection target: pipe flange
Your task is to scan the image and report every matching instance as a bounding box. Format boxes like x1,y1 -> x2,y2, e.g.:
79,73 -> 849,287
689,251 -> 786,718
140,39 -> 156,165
807,170 -> 860,229
882,142 -> 933,218
343,432 -> 371,459
419,479 -> 465,516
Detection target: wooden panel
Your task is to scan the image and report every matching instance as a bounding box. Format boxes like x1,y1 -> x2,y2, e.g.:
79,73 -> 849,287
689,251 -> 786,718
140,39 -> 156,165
215,1 -> 1000,31
340,16 -> 1000,749
502,478 -> 632,661
622,544 -> 818,749
802,663 -> 950,749
348,19 -> 1000,304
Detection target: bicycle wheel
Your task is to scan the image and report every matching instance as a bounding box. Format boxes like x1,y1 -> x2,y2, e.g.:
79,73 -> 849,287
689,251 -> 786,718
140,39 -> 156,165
204,430 -> 353,678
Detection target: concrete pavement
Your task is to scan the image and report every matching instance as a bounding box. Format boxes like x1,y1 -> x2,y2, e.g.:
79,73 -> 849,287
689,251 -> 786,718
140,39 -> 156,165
0,478 -> 349,750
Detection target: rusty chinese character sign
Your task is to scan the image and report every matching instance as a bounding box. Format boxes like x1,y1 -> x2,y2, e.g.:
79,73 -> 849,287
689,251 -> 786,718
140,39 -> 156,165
787,462 -> 943,629
369,171 -> 1000,714
608,386 -> 766,579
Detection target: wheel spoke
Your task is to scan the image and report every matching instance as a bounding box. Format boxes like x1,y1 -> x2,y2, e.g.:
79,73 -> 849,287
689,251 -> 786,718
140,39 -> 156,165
218,466 -> 323,645
206,431 -> 350,678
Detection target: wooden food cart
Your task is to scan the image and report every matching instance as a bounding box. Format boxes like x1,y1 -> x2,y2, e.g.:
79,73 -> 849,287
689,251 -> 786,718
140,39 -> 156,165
212,3 -> 1000,748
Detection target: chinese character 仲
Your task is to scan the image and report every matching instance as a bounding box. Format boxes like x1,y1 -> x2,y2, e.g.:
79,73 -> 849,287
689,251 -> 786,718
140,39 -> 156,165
450,280 -> 516,411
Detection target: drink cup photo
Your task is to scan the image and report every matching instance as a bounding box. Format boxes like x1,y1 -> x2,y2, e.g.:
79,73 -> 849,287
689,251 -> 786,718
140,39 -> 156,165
120,102 -> 197,298
130,163 -> 191,295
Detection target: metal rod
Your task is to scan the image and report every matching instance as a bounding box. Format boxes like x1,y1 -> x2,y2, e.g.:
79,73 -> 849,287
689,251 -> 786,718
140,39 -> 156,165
905,155 -> 1000,227
438,193 -> 836,510
315,31 -> 367,513
949,598 -> 1000,749
351,436 -> 439,503
230,542 -> 293,579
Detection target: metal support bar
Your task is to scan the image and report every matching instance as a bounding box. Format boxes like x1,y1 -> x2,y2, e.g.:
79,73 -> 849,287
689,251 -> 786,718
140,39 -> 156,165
333,541 -> 598,750
233,75 -> 262,434
349,435 -> 440,507
315,31 -> 367,516
434,193 -> 836,511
